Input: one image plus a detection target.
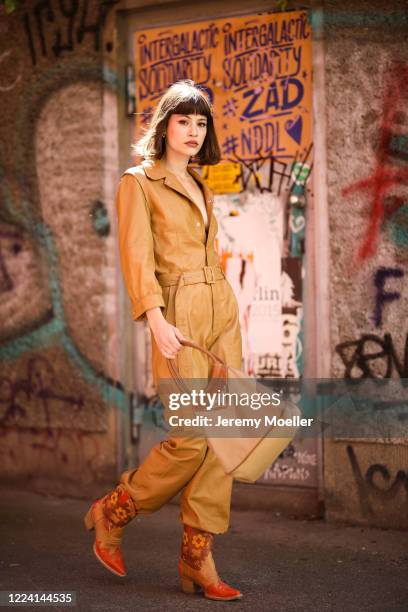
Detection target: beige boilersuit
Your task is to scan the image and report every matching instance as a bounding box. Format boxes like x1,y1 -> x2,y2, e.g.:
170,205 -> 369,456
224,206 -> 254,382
115,158 -> 242,534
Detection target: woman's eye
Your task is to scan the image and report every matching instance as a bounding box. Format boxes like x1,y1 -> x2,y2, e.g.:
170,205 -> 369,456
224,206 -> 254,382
199,123 -> 207,128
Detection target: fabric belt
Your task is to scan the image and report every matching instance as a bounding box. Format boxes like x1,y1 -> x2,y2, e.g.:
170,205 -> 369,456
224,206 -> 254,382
156,265 -> 225,287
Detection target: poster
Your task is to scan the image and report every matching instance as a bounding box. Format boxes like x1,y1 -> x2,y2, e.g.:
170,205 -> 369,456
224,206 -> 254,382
134,11 -> 312,164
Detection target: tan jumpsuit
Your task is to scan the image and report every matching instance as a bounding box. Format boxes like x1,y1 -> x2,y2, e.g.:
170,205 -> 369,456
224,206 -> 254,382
115,158 -> 242,534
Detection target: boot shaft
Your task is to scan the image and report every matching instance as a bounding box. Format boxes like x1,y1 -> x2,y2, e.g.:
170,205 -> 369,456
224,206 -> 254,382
181,524 -> 214,571
103,484 -> 137,528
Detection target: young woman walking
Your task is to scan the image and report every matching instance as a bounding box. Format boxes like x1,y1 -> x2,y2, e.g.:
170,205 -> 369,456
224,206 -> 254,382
84,80 -> 243,601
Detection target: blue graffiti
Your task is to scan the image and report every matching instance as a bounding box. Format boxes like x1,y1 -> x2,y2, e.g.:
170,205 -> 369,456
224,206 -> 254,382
223,15 -> 309,55
223,47 -> 302,90
285,115 -> 302,144
241,80 -> 304,120
373,267 -> 404,328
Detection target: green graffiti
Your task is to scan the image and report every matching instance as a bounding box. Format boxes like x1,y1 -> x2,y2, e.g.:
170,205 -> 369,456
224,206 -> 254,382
389,204 -> 408,248
0,64 -> 130,414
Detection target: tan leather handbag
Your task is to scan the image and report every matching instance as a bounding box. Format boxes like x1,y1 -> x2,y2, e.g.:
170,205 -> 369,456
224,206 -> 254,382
166,339 -> 301,483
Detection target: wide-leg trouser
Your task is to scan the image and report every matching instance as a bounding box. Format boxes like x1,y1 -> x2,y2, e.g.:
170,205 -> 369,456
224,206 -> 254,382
120,273 -> 242,534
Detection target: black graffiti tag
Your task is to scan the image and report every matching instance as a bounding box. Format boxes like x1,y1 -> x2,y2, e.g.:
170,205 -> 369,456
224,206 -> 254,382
22,0 -> 118,65
335,333 -> 408,379
347,445 -> 408,517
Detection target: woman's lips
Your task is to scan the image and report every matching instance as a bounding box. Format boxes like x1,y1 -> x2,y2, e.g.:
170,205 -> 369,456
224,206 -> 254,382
185,141 -> 199,146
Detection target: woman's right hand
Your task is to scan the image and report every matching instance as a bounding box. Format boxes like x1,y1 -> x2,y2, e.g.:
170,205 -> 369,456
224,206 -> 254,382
146,308 -> 186,359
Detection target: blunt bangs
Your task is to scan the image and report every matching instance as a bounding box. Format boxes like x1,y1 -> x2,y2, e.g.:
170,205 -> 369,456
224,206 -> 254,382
170,93 -> 212,119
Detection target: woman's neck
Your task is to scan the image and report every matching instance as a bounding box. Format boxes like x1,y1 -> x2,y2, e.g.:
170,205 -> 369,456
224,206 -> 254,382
162,152 -> 190,178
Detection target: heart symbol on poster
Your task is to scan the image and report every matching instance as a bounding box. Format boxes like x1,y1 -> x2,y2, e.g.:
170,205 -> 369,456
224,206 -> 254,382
285,115 -> 303,144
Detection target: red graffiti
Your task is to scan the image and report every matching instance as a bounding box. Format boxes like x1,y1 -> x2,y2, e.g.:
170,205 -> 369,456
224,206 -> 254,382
0,425 -> 102,484
342,62 -> 408,261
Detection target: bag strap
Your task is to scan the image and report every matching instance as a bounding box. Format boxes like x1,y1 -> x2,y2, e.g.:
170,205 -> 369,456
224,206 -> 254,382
166,339 -> 228,394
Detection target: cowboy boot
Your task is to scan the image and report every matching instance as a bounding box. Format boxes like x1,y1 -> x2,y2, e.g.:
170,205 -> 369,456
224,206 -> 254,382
178,524 -> 243,601
84,484 -> 137,577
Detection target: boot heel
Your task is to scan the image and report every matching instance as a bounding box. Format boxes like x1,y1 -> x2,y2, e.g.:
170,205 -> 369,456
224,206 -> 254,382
84,506 -> 94,531
180,577 -> 196,594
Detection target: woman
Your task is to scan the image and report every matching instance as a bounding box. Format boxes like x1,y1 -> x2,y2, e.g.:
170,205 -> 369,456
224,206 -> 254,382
84,80 -> 243,601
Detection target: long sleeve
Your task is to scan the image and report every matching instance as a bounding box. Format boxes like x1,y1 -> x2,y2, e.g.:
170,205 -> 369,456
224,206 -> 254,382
115,173 -> 165,322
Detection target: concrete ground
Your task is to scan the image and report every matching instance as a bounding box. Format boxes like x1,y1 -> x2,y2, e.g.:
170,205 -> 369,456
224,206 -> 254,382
0,487 -> 407,612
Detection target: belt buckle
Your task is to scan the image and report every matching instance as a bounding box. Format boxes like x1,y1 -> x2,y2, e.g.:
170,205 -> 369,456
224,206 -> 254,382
203,266 -> 216,284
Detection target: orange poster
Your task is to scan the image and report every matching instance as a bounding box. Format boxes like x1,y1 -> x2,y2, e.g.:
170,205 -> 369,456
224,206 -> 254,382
134,10 -> 312,164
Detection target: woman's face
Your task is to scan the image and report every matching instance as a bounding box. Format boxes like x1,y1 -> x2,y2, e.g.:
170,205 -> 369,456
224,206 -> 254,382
165,113 -> 208,159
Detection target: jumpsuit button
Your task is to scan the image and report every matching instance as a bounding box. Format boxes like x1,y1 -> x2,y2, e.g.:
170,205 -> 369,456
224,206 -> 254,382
196,222 -> 200,227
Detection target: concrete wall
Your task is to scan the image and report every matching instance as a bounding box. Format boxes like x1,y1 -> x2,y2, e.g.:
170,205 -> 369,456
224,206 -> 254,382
323,0 -> 408,529
0,0 -> 128,497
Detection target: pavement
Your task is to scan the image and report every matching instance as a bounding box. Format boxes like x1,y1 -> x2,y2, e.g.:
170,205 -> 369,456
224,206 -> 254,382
0,487 -> 407,612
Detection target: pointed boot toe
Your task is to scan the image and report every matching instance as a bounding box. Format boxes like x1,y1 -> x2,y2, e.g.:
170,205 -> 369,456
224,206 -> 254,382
93,540 -> 127,577
204,580 -> 243,601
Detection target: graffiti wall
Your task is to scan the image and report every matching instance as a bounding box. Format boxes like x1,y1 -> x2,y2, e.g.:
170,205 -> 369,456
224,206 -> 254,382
324,0 -> 408,529
1,0 -> 406,526
0,0 -> 127,495
134,10 -> 317,488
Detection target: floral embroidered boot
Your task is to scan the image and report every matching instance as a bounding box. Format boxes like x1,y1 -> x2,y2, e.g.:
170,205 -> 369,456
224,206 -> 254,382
84,484 -> 137,577
178,524 -> 242,601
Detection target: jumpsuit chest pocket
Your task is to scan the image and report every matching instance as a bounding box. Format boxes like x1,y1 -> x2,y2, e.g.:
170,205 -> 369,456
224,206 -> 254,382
151,194 -> 194,233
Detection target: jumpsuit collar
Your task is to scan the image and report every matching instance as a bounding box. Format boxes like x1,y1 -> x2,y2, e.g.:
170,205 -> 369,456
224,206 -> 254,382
142,158 -> 214,237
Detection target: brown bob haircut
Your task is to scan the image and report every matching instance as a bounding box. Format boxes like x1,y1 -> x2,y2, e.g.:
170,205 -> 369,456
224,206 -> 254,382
133,80 -> 221,165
